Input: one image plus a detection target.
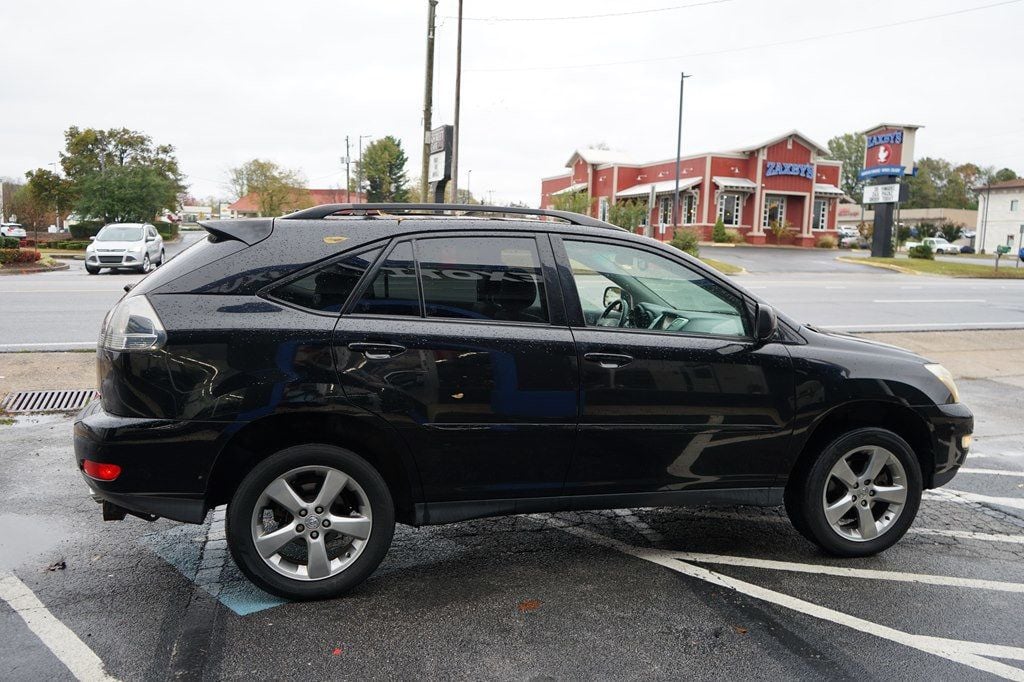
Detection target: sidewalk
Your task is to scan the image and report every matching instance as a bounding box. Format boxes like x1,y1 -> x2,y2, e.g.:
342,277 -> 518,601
1,330 -> 1022,397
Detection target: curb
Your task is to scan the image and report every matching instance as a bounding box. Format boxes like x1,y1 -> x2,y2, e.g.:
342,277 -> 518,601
0,262 -> 70,276
835,257 -> 919,275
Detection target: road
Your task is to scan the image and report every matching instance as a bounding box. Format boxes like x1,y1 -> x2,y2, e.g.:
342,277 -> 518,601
1,375 -> 1022,680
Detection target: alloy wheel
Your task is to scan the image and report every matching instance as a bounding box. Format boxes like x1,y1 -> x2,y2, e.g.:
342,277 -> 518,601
821,445 -> 908,542
250,465 -> 372,581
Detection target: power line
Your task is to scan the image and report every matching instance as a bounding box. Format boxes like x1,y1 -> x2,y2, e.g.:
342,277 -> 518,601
444,0 -> 733,22
466,0 -> 1022,72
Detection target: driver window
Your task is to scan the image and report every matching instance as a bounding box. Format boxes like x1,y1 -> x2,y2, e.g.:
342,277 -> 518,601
563,240 -> 749,338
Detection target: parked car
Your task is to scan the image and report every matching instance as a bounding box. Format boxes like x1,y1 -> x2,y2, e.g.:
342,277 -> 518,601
960,245 -> 976,254
74,204 -> 973,600
904,237 -> 960,254
0,222 -> 27,239
84,223 -> 164,274
840,234 -> 868,249
836,226 -> 858,239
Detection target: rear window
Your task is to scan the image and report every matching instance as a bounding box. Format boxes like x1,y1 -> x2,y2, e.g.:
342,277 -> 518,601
271,248 -> 382,312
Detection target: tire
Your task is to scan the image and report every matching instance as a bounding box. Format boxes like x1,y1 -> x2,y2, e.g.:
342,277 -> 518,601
85,265 -> 100,275
157,249 -> 165,266
138,253 -> 151,273
226,444 -> 395,600
785,428 -> 922,557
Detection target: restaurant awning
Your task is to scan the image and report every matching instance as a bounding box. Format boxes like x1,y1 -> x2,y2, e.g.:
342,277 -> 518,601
616,176 -> 701,199
551,182 -> 588,196
814,183 -> 845,197
712,176 -> 758,192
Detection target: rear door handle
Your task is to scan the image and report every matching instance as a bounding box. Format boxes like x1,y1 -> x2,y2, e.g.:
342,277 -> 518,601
348,342 -> 406,360
583,352 -> 634,369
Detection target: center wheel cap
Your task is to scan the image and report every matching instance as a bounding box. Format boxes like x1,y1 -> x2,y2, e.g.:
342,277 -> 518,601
305,515 -> 321,530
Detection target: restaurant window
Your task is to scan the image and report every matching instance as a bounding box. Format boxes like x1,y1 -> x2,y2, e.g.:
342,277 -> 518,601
682,193 -> 698,225
813,199 -> 828,231
762,195 -> 786,228
658,197 -> 673,230
717,193 -> 741,226
598,197 -> 609,221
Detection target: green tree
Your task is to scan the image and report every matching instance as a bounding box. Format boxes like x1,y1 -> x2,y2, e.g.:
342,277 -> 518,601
551,191 -> 591,215
30,126 -> 185,223
994,167 -> 1019,183
827,133 -> 866,201
607,199 -> 647,232
228,159 -> 310,216
24,169 -> 76,228
939,222 -> 964,242
712,217 -> 728,243
916,221 -> 938,238
357,136 -> 410,202
895,223 -> 912,248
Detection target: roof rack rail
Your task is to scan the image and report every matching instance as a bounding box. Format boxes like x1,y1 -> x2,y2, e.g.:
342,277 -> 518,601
279,203 -> 624,231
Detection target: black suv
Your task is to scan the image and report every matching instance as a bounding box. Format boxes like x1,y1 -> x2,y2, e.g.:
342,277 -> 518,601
74,204 -> 973,600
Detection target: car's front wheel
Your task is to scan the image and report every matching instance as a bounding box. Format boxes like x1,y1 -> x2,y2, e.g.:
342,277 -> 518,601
85,264 -> 100,275
226,444 -> 395,600
785,428 -> 922,557
138,253 -> 151,273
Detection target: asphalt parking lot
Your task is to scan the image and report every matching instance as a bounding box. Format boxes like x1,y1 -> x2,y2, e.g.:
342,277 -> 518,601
2,371 -> 1023,681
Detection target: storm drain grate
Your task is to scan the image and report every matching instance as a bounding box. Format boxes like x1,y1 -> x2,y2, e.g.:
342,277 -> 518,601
1,389 -> 96,413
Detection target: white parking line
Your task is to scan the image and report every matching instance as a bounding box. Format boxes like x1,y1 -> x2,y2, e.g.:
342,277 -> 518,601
926,488 -> 1024,511
959,467 -> 1024,477
544,520 -> 1024,681
0,572 -> 119,681
669,552 -> 1024,593
826,322 -> 1024,330
872,299 -> 987,304
0,341 -> 95,349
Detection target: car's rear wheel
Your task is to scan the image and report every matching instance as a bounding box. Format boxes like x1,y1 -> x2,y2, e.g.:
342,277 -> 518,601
226,444 -> 394,600
785,428 -> 922,557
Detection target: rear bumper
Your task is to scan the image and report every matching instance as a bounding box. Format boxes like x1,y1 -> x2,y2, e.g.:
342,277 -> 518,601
72,400 -> 225,523
913,401 -> 973,488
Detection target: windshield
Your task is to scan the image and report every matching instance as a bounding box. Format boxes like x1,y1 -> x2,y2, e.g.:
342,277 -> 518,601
96,226 -> 143,242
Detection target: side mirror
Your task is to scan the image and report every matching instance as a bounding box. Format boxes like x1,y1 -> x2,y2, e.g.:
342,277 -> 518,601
755,304 -> 778,343
603,286 -> 623,308
89,236 -> 96,241
146,235 -> 155,242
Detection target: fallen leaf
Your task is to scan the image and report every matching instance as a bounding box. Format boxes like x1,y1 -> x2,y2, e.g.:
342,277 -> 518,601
518,598 -> 542,613
731,625 -> 748,635
332,647 -> 343,656
46,560 -> 66,572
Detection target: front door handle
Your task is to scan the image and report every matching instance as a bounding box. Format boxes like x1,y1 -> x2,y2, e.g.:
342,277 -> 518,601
348,342 -> 406,360
583,352 -> 634,369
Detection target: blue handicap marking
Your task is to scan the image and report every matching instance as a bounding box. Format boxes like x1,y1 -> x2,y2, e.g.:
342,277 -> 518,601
144,506 -> 288,616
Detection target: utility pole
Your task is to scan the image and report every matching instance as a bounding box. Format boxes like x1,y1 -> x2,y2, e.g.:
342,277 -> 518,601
344,136 -> 351,203
673,73 -> 691,234
467,169 -> 472,201
358,134 -> 372,203
450,0 -> 464,204
421,0 -> 438,202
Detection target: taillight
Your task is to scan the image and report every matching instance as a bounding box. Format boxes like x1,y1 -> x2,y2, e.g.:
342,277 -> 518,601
83,460 -> 122,481
99,295 -> 167,351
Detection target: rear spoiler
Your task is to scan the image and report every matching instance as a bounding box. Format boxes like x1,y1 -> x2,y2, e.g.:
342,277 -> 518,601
198,218 -> 274,246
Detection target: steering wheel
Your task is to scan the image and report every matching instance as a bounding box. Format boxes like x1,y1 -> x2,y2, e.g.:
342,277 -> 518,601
597,297 -> 631,328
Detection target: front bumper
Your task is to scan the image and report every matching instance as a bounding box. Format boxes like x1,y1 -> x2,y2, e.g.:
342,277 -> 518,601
912,401 -> 973,488
86,252 -> 142,267
73,400 -> 226,523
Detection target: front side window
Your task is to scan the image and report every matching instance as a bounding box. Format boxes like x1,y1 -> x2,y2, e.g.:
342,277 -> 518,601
351,242 -> 420,316
416,237 -> 549,323
272,247 -> 382,312
763,195 -> 786,228
813,198 -> 828,231
717,193 -> 741,226
563,239 -> 748,338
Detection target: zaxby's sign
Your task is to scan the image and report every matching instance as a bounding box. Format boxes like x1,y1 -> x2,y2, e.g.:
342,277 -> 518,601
860,123 -> 920,179
765,162 -> 814,179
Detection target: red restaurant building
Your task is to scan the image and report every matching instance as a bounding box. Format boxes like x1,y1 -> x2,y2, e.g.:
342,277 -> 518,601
539,130 -> 845,246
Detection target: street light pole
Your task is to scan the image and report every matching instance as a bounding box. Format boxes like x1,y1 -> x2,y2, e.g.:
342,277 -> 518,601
467,169 -> 472,201
673,73 -> 691,236
358,134 -> 372,203
421,0 -> 438,203
450,0 -> 464,204
344,136 -> 351,203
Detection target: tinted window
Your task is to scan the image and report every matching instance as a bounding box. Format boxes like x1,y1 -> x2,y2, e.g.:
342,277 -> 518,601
416,237 -> 549,323
272,248 -> 381,312
351,242 -> 420,316
564,240 -> 747,337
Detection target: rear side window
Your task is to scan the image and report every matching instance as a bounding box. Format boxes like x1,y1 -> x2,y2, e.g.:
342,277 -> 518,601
271,248 -> 381,312
351,242 -> 420,316
416,237 -> 549,323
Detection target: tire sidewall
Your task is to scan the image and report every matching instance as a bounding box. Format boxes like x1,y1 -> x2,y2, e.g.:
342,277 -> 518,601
226,444 -> 395,600
800,428 -> 922,557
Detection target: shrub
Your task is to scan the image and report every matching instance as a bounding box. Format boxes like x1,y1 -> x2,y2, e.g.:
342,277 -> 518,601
0,236 -> 20,249
156,222 -> 179,240
908,243 -> 934,260
769,220 -> 791,243
48,240 -> 91,250
711,218 -> 728,243
816,236 -> 837,249
69,221 -> 105,239
723,228 -> 744,244
0,248 -> 42,265
669,228 -> 700,257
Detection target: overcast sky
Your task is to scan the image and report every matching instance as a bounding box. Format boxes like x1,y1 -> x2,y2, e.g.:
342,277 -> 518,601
2,0 -> 1022,206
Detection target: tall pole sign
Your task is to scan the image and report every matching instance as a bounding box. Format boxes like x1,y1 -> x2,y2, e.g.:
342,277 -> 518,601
859,123 -> 921,257
427,125 -> 454,204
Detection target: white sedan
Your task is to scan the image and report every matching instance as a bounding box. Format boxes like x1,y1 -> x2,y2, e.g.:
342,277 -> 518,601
0,222 -> 27,239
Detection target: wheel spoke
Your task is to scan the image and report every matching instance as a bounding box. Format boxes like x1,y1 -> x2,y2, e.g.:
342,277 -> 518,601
305,536 -> 332,579
864,446 -> 889,481
328,514 -> 371,540
264,477 -> 306,515
873,484 -> 907,505
824,494 -> 855,525
254,523 -> 298,558
830,459 -> 859,489
314,469 -> 349,510
856,504 -> 879,539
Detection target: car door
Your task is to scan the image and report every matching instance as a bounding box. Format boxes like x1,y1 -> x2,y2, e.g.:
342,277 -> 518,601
146,225 -> 160,258
334,232 -> 579,504
552,235 -> 794,498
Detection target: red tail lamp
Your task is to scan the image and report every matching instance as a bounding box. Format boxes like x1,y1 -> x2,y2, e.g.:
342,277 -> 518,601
83,460 -> 122,481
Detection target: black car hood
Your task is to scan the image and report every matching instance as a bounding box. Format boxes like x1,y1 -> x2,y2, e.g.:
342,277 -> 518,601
802,324 -> 932,364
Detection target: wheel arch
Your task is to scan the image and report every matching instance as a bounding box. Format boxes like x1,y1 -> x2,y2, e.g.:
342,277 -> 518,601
787,400 -> 935,489
206,411 -> 421,524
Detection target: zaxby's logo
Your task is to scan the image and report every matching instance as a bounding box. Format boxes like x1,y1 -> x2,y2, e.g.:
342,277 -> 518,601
875,144 -> 892,165
867,130 -> 903,167
765,162 -> 814,179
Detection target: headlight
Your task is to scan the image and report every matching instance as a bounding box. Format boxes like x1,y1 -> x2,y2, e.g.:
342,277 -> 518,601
924,363 -> 959,403
99,295 -> 167,351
